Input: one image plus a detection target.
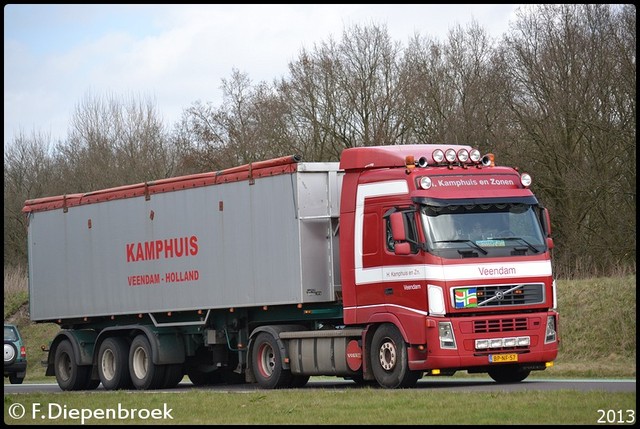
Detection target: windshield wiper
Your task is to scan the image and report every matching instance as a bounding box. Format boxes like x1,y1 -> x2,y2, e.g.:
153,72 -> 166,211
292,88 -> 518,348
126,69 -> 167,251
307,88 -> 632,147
490,237 -> 540,253
435,239 -> 488,255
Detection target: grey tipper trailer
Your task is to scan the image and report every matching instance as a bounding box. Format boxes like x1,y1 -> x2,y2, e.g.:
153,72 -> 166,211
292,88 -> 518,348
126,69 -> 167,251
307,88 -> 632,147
26,161 -> 343,322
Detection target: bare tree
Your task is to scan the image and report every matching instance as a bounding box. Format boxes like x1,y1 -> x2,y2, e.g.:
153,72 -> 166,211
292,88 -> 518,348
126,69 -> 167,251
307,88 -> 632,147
280,23 -> 408,161
56,92 -> 175,192
400,21 -> 512,155
500,4 -> 636,276
5,11 -> 635,278
174,69 -> 295,172
3,131 -> 55,266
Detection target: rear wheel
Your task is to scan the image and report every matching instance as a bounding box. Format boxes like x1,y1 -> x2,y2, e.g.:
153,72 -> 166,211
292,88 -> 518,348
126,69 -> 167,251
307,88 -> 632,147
488,365 -> 531,383
370,324 -> 421,389
129,335 -> 165,390
98,337 -> 131,390
250,332 -> 291,389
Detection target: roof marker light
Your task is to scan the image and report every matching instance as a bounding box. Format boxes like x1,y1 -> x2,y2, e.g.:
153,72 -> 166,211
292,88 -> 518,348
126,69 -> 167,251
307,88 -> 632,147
457,149 -> 469,163
405,155 -> 415,169
432,149 -> 444,164
445,149 -> 457,163
469,149 -> 481,163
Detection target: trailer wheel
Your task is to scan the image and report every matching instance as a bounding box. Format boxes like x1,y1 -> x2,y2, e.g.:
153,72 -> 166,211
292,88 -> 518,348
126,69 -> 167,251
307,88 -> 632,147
129,335 -> 166,390
54,340 -> 92,391
370,324 -> 421,389
488,364 -> 531,383
98,337 -> 131,390
251,332 -> 291,389
162,364 -> 184,389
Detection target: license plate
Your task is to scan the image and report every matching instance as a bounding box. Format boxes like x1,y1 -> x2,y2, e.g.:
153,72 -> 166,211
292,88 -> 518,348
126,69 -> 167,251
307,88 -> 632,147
489,353 -> 518,363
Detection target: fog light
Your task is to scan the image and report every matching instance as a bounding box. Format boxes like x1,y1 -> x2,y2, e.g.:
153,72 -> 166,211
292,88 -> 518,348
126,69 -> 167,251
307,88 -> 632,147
503,337 -> 517,347
490,339 -> 502,348
475,339 -> 489,349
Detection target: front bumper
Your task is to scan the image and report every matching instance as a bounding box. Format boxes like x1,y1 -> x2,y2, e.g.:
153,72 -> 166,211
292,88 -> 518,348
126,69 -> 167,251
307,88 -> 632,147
408,312 -> 559,371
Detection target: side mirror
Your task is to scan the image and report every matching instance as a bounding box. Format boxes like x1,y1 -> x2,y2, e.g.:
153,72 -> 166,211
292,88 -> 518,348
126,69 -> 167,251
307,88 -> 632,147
542,207 -> 552,237
547,237 -> 554,250
394,242 -> 412,256
390,212 -> 406,241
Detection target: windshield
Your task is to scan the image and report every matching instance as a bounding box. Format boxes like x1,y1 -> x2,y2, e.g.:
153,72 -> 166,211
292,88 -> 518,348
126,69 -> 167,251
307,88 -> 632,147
420,202 -> 546,256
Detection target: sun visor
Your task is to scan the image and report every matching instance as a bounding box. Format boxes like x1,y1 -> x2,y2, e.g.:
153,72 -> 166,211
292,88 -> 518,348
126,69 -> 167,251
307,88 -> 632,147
413,195 -> 539,207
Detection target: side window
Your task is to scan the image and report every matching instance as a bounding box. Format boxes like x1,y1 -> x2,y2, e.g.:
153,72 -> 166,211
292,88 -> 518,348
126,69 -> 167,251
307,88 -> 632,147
385,210 -> 419,254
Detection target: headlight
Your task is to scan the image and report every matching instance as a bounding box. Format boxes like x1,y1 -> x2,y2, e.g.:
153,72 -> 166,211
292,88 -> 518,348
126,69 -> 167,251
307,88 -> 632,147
545,315 -> 557,343
438,322 -> 457,349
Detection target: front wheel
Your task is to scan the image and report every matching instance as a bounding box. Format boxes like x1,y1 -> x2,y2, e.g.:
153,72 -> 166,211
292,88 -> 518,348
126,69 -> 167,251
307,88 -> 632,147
370,324 -> 421,389
250,332 -> 291,389
488,364 -> 531,383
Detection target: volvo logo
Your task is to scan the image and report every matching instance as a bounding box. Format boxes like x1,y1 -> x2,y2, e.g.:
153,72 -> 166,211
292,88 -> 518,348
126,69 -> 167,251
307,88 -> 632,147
495,291 -> 505,300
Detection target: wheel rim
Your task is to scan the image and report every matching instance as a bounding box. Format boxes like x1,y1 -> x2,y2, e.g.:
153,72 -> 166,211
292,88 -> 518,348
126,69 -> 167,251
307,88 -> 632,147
378,339 -> 397,371
57,352 -> 72,381
101,349 -> 116,381
132,346 -> 149,380
258,343 -> 275,378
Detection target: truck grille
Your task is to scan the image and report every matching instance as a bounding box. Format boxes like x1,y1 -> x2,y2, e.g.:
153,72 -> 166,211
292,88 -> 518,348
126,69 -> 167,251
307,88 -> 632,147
473,317 -> 528,333
472,283 -> 544,307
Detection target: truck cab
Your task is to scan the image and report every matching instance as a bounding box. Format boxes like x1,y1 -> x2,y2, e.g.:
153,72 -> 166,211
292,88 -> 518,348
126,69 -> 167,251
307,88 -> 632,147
338,144 -> 558,385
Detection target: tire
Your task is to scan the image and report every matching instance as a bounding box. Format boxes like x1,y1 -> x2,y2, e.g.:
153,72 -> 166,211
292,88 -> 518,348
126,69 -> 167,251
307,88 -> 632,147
54,340 -> 92,391
250,332 -> 291,389
86,378 -> 101,390
289,374 -> 310,388
162,364 -> 184,389
346,374 -> 378,387
187,368 -> 223,386
9,373 -> 24,384
4,342 -> 17,365
488,364 -> 531,383
129,335 -> 166,390
370,324 -> 421,389
98,337 -> 131,390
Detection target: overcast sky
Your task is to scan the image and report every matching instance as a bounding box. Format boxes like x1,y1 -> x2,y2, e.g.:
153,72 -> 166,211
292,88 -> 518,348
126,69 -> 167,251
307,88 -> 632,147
4,4 -> 521,146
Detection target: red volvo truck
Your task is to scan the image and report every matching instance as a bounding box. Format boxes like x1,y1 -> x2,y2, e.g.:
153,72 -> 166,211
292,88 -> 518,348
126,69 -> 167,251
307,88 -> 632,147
23,144 -> 559,390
